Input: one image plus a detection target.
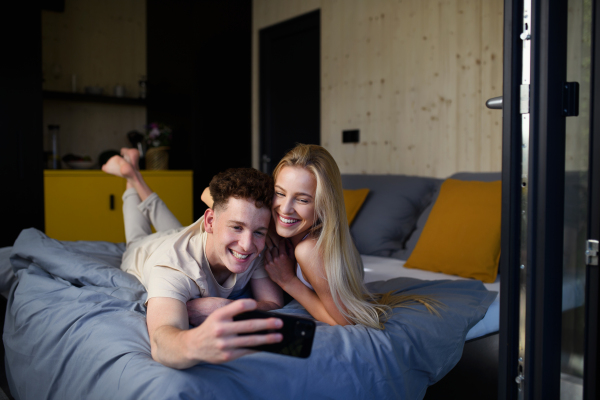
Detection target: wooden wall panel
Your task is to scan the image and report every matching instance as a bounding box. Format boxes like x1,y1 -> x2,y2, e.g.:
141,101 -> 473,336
253,0 -> 504,177
42,0 -> 146,167
565,0 -> 592,171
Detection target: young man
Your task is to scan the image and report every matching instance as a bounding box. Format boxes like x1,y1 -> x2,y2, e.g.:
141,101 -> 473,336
102,149 -> 284,369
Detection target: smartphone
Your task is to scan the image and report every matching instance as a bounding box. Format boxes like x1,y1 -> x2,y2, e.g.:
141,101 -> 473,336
233,310 -> 316,358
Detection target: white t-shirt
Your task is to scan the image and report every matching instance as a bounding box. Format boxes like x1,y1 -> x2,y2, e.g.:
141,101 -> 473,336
121,216 -> 267,304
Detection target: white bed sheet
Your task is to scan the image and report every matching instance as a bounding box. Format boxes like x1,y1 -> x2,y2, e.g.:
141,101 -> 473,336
361,255 -> 500,341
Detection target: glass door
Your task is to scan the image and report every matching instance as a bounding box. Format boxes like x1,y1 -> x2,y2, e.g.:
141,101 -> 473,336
583,0 -> 600,397
499,0 -> 600,399
561,0 -> 592,397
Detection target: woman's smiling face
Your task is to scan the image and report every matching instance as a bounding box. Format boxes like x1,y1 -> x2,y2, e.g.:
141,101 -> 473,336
272,166 -> 318,243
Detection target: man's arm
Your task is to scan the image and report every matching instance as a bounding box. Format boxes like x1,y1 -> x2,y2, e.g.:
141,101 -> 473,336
147,297 -> 283,369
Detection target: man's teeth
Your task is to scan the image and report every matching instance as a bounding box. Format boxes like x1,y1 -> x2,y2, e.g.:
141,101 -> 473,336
231,250 -> 250,260
279,215 -> 299,224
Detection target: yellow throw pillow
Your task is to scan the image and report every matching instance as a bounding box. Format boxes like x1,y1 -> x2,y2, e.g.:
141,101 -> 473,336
343,188 -> 369,225
404,179 -> 501,283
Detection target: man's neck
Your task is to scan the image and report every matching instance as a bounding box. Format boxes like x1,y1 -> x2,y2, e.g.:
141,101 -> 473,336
204,234 -> 233,285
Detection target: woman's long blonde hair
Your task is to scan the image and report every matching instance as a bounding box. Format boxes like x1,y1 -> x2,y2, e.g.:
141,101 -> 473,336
273,144 -> 440,329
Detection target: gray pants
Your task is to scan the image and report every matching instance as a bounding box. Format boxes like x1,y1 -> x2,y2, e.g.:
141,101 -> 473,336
122,188 -> 182,247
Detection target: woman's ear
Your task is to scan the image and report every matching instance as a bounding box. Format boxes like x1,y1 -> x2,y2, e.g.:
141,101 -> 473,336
204,208 -> 215,233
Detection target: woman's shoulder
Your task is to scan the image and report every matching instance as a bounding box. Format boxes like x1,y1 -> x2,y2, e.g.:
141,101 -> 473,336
294,233 -> 327,288
294,234 -> 319,263
296,234 -> 317,252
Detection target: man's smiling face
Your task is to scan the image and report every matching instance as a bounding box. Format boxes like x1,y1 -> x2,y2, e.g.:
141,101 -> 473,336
204,197 -> 271,279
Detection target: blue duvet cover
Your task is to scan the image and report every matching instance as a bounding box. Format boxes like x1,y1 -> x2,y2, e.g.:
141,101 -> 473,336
4,229 -> 496,400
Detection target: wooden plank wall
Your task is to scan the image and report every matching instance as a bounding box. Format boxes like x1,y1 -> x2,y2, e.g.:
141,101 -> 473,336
565,0 -> 592,172
42,0 -> 146,165
253,0 -> 504,177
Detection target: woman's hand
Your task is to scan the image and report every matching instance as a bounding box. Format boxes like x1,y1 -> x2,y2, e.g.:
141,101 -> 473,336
265,218 -> 283,250
264,239 -> 297,288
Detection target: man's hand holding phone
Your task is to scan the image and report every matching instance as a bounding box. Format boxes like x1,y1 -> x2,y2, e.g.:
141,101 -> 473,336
192,302 -> 316,362
234,310 -> 316,358
147,298 -> 284,368
191,299 -> 284,364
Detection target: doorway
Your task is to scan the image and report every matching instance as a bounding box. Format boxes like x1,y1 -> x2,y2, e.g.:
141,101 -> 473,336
259,10 -> 320,174
499,0 -> 600,398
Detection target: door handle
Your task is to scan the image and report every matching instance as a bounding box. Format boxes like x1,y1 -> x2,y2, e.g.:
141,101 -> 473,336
110,194 -> 115,210
486,96 -> 503,109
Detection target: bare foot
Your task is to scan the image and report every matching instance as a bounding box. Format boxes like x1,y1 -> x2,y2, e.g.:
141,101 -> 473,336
101,155 -> 135,179
103,153 -> 153,201
120,148 -> 140,170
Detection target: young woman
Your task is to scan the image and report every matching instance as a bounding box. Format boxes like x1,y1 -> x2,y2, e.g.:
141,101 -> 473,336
262,144 -> 439,329
203,144 -> 439,329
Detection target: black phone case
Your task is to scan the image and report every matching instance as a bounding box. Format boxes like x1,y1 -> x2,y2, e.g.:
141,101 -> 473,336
233,310 -> 316,358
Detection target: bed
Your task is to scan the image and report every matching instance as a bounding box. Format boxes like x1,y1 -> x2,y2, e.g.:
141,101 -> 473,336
2,228 -> 495,400
4,170 -> 586,400
2,171 -> 517,399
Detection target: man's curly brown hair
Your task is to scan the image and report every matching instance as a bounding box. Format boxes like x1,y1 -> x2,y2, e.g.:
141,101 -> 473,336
209,168 -> 274,211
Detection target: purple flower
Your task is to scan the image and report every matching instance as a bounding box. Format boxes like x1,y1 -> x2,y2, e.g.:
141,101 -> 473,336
145,122 -> 171,148
149,127 -> 161,139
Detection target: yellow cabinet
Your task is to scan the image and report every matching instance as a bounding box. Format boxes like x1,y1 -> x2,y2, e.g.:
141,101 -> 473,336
44,170 -> 193,242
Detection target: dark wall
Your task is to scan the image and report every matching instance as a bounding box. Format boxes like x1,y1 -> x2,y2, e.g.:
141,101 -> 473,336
0,4 -> 44,247
147,0 -> 252,220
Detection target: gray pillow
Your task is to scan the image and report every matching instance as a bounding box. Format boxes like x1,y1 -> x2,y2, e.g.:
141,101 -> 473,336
394,172 -> 502,260
341,175 -> 441,257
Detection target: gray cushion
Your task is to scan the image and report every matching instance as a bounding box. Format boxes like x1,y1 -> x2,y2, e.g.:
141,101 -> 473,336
394,172 -> 502,260
341,175 -> 441,256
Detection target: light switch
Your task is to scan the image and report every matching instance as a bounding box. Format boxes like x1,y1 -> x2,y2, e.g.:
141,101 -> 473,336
343,130 -> 359,143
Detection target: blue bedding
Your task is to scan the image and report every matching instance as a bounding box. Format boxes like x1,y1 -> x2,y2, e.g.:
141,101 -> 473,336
4,229 -> 496,400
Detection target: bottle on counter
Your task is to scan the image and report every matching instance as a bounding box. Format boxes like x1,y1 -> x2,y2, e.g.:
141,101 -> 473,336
45,124 -> 61,169
139,76 -> 147,99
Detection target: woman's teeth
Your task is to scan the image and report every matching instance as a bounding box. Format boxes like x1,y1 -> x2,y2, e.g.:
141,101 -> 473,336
279,215 -> 300,224
230,249 -> 250,260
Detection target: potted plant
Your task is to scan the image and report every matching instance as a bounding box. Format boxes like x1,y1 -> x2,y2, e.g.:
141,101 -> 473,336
144,122 -> 172,170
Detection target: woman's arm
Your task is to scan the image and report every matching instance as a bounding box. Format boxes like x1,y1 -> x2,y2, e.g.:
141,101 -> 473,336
186,278 -> 282,326
186,297 -> 233,326
264,239 -> 351,326
294,240 -> 351,326
201,187 -> 214,208
251,276 -> 284,311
